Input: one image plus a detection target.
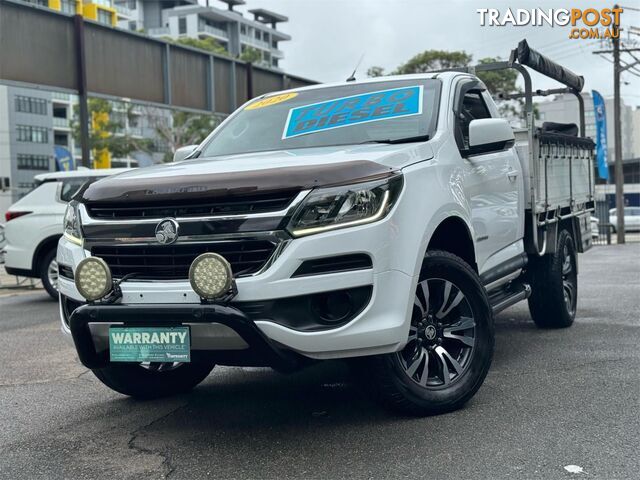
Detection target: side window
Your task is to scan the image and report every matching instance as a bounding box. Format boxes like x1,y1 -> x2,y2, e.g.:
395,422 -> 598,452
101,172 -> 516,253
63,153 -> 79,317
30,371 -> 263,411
59,177 -> 90,202
455,90 -> 492,151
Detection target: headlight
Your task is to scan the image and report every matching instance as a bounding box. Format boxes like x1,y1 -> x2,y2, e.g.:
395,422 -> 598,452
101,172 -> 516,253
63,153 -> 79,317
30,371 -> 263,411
288,174 -> 403,237
63,202 -> 83,246
75,257 -> 112,302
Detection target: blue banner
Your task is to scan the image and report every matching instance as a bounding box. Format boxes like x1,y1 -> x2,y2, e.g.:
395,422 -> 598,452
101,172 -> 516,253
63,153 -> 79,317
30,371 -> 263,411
54,146 -> 76,172
283,85 -> 423,139
592,90 -> 609,181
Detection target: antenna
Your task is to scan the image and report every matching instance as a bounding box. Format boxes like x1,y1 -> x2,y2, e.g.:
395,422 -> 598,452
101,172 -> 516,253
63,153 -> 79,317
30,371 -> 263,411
346,53 -> 365,82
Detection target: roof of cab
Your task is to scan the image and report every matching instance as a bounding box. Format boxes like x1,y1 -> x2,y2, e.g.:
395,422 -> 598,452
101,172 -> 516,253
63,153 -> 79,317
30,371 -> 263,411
262,71 -> 467,98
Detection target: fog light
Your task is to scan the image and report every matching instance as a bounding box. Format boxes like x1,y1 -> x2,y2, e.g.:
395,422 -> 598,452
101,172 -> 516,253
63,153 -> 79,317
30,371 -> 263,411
75,257 -> 112,302
189,253 -> 233,300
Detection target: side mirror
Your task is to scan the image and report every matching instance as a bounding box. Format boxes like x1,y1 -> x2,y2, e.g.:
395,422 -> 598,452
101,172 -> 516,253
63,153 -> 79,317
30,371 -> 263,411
467,119 -> 514,155
173,145 -> 198,163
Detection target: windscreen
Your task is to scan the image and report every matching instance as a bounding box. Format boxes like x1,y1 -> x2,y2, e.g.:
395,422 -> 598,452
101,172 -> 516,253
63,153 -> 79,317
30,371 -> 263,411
201,79 -> 441,157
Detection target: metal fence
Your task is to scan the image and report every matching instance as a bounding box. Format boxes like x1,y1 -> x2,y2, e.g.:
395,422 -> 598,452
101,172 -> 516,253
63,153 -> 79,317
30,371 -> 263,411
0,0 -> 317,166
0,0 -> 315,114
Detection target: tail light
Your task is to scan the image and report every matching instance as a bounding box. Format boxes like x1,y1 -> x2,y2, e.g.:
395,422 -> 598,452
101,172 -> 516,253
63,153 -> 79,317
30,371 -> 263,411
4,211 -> 32,222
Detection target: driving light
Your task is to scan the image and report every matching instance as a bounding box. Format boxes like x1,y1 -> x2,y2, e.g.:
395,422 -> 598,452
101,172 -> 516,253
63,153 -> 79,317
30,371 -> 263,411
189,253 -> 233,300
75,257 -> 112,302
288,174 -> 403,237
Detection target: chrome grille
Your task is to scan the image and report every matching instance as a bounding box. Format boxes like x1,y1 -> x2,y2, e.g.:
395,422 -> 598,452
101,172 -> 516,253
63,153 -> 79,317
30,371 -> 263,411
91,240 -> 277,280
86,190 -> 299,220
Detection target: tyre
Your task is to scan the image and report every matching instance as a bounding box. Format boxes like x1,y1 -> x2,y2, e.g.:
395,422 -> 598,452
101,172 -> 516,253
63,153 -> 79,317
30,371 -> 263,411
362,250 -> 494,416
92,362 -> 215,399
527,229 -> 577,328
39,249 -> 59,300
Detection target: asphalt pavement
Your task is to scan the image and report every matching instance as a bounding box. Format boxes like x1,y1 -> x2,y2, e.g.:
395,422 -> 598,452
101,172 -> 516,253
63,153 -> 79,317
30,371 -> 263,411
0,244 -> 639,480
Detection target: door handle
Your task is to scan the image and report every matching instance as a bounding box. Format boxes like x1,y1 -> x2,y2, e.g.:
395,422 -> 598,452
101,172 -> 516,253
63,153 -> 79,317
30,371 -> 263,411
507,170 -> 518,182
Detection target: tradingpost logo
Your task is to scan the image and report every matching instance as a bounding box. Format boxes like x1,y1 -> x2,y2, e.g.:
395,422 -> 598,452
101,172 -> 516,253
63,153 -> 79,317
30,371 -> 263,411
477,7 -> 623,40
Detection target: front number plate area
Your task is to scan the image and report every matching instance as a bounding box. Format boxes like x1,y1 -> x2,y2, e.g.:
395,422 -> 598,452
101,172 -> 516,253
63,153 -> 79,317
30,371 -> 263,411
109,327 -> 190,363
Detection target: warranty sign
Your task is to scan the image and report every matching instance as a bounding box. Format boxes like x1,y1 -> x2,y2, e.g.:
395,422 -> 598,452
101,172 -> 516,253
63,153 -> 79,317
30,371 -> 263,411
109,326 -> 191,363
282,85 -> 423,139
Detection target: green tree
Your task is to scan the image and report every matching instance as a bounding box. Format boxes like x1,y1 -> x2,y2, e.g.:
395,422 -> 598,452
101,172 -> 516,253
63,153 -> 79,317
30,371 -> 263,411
366,66 -> 385,78
392,50 -> 472,74
239,47 -> 262,64
71,98 -> 150,160
367,51 -> 526,120
169,36 -> 228,56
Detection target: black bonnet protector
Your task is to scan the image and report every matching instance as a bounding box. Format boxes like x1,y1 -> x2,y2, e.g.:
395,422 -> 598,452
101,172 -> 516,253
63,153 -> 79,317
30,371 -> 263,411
80,159 -> 397,205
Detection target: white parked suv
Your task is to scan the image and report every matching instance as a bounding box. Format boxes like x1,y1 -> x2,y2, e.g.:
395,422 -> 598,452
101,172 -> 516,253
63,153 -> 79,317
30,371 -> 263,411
58,42 -> 596,415
3,169 -> 129,299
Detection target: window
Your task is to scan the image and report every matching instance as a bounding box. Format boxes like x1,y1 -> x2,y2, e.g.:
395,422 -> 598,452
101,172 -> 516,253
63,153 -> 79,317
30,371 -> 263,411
60,178 -> 91,202
128,0 -> 136,9
60,0 -> 76,14
178,17 -> 187,35
455,90 -> 492,150
240,25 -> 246,35
15,96 -> 48,115
97,9 -> 112,25
17,154 -> 50,171
254,29 -> 261,39
128,21 -> 137,30
16,125 -> 49,143
54,132 -> 69,146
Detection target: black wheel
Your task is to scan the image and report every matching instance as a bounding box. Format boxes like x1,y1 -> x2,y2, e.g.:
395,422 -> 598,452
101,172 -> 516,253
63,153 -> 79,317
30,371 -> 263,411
92,362 -> 215,399
363,251 -> 494,416
39,249 -> 59,300
527,229 -> 577,329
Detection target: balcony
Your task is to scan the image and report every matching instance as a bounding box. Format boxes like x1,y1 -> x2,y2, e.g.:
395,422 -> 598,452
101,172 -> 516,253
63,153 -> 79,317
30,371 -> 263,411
198,23 -> 229,40
114,3 -> 133,19
52,92 -> 71,102
241,35 -> 270,50
148,26 -> 170,37
53,117 -> 70,129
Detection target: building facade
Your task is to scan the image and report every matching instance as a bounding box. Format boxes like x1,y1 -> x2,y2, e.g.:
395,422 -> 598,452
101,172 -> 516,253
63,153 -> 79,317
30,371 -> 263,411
0,86 -> 72,214
115,0 -> 290,69
23,0 -> 118,25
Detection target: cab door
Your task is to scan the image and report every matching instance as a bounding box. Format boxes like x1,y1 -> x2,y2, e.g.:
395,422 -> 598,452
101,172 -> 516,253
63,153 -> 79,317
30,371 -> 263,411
454,82 -> 522,271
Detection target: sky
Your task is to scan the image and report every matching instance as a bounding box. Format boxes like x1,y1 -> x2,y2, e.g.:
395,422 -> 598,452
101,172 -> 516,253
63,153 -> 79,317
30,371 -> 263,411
199,0 -> 640,106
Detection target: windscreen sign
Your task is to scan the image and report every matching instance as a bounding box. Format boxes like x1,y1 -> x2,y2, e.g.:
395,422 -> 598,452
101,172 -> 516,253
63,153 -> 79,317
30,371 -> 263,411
282,85 -> 423,139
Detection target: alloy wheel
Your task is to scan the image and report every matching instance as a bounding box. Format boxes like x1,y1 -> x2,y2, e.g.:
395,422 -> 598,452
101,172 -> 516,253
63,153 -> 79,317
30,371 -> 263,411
561,244 -> 576,316
48,259 -> 59,292
397,278 -> 476,388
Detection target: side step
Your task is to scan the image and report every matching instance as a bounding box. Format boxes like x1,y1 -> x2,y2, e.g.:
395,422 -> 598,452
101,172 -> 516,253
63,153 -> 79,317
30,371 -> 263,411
490,283 -> 531,315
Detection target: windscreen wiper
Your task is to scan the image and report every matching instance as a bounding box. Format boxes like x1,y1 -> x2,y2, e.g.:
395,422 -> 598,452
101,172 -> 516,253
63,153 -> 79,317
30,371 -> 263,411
358,134 -> 430,145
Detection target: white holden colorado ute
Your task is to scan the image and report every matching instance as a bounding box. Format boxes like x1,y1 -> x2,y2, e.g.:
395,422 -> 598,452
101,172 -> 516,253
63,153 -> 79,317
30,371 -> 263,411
58,41 -> 594,415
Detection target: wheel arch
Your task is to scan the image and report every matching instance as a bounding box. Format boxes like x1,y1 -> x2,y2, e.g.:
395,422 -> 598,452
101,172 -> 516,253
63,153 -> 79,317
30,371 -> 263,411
427,216 -> 477,272
32,235 -> 61,272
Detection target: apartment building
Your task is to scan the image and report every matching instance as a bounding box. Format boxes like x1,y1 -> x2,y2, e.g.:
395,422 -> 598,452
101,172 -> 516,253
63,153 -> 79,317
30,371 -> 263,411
23,0 -> 118,25
115,0 -> 290,69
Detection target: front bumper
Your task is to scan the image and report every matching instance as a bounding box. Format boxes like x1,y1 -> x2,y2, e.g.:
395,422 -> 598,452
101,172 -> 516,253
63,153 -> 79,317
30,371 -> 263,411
58,204 -> 420,360
69,303 -> 303,371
